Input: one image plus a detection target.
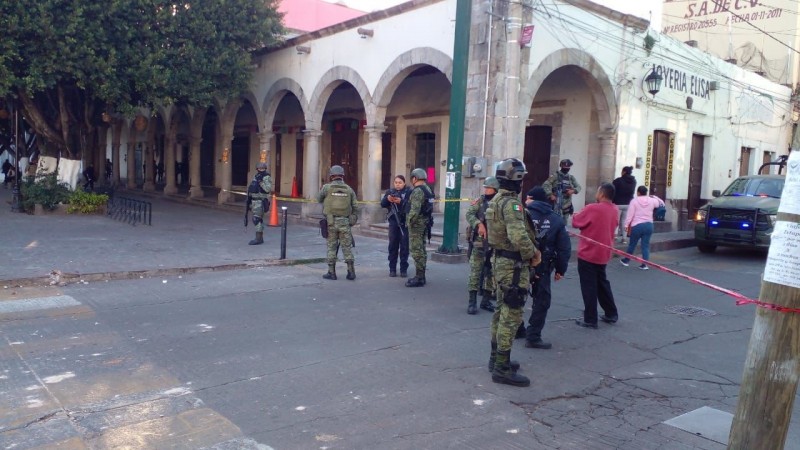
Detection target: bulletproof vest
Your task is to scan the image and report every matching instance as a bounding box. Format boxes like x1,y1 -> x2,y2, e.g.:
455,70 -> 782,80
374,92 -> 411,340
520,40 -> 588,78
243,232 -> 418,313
556,172 -> 574,192
404,184 -> 434,217
248,173 -> 268,195
486,193 -> 536,251
323,183 -> 352,217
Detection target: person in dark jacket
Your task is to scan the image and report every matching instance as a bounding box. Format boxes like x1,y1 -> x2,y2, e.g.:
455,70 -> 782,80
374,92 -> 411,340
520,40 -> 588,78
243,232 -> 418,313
523,186 -> 571,349
380,175 -> 411,277
612,166 -> 636,244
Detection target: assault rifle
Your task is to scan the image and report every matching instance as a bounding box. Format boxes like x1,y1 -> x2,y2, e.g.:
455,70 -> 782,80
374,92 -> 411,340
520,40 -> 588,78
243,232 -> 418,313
244,194 -> 252,227
478,238 -> 493,296
389,203 -> 405,237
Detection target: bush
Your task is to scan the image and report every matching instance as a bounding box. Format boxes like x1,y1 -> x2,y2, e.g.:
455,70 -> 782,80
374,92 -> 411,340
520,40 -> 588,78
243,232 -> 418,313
20,172 -> 72,212
67,190 -> 109,214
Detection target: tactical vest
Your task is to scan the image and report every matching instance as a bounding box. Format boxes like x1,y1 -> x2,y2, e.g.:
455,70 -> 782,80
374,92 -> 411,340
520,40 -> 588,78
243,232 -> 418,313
404,184 -> 434,217
486,194 -> 536,252
248,173 -> 268,195
324,183 -> 352,217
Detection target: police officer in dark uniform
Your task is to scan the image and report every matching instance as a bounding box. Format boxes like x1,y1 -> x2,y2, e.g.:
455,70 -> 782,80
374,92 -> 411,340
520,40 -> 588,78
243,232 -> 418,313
381,175 -> 411,277
523,186 -> 571,349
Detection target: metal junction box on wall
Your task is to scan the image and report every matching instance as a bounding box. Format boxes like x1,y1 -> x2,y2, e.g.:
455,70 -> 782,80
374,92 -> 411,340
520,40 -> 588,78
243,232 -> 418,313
462,156 -> 489,178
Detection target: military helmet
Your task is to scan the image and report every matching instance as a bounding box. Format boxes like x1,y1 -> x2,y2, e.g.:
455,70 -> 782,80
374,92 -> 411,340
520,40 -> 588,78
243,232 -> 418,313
482,176 -> 500,190
256,161 -> 268,170
495,158 -> 527,181
329,165 -> 345,177
410,168 -> 427,180
559,158 -> 574,167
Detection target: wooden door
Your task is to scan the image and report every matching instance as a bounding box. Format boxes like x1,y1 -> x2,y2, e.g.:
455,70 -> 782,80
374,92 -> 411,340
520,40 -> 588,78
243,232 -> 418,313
688,134 -> 705,218
381,132 -> 392,190
522,126 -> 552,196
331,119 -> 359,189
295,137 -> 304,196
274,134 -> 282,193
739,147 -> 751,176
231,135 -> 249,186
650,130 -> 670,199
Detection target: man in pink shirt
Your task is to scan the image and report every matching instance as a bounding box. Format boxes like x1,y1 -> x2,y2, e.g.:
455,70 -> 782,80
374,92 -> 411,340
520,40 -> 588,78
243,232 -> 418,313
571,183 -> 619,328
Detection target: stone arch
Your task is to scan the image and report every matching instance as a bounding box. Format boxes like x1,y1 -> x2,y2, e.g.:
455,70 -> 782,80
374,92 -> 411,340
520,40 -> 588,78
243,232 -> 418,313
520,49 -> 617,132
263,78 -> 310,129
236,91 -> 263,132
307,66 -> 371,129
371,47 -> 453,125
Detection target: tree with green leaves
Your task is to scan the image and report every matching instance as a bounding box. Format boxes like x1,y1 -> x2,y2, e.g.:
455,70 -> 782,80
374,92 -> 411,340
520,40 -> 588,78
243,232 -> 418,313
0,0 -> 284,161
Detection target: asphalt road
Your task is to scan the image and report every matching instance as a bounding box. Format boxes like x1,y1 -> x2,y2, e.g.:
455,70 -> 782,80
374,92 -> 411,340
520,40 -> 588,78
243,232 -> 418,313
2,245 -> 799,449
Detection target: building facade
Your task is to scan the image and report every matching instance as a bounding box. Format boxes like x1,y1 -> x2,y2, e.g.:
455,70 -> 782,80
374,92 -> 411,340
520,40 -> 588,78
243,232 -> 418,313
102,0 -> 791,233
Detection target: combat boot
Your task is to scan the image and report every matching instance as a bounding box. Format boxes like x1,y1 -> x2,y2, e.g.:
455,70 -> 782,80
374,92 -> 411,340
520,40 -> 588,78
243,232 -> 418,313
346,261 -> 356,280
491,350 -> 530,387
322,264 -> 337,280
479,292 -> 495,312
487,342 -> 520,373
248,231 -> 264,245
405,270 -> 426,287
467,291 -> 478,315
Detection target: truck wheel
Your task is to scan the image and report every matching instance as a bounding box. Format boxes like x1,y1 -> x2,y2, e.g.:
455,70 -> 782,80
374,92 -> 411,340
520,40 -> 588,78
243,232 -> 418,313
697,244 -> 717,254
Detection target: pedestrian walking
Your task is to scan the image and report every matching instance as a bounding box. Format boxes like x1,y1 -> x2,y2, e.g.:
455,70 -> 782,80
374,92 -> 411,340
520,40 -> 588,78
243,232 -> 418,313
612,166 -> 636,244
620,185 -> 665,270
404,168 -> 434,287
318,165 -> 358,281
572,182 -> 619,328
380,175 -> 411,278
465,176 -> 499,314
82,165 -> 96,192
523,186 -> 571,349
245,162 -> 273,245
485,158 -> 541,387
542,159 -> 581,225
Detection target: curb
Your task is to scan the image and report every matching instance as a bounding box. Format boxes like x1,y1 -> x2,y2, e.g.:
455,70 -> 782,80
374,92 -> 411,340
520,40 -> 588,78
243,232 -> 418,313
1,257 -> 327,288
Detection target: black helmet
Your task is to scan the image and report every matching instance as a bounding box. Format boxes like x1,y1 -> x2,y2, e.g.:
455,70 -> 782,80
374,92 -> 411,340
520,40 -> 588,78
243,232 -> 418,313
329,165 -> 345,177
410,168 -> 427,180
495,158 -> 527,181
559,159 -> 573,168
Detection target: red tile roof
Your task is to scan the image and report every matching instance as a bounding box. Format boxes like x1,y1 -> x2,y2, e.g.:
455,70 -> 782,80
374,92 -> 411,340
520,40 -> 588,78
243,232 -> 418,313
278,0 -> 367,33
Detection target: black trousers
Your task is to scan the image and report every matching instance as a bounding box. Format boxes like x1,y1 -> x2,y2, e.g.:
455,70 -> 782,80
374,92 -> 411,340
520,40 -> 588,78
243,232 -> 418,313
526,264 -> 552,341
577,258 -> 618,324
388,219 -> 409,271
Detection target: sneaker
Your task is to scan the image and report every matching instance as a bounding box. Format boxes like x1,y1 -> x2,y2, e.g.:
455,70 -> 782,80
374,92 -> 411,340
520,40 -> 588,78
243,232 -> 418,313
639,264 -> 648,270
619,258 -> 629,267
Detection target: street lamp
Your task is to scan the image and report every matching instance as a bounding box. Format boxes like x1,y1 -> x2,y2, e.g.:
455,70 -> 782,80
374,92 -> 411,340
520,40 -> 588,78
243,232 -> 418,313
645,68 -> 663,97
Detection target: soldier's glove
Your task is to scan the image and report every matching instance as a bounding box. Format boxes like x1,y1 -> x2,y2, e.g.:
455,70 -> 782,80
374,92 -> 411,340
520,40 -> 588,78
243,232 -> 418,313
530,248 -> 542,268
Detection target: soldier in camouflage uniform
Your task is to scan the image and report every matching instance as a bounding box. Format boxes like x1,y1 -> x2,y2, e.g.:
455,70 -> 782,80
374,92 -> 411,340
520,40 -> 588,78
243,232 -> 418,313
485,158 -> 541,387
465,176 -> 499,314
542,159 -> 581,225
318,165 -> 359,280
405,168 -> 434,287
247,162 -> 273,245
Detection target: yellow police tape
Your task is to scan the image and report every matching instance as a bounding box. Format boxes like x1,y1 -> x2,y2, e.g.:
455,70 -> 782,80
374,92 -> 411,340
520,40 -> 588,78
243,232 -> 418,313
224,189 -> 472,204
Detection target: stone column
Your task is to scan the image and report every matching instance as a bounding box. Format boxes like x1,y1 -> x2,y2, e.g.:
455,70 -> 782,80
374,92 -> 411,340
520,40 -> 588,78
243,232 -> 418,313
302,129 -> 323,218
258,131 -> 273,166
164,135 -> 177,195
362,125 -> 385,225
217,132 -> 234,204
126,140 -> 137,189
188,135 -> 204,198
143,142 -> 155,191
598,132 -> 617,184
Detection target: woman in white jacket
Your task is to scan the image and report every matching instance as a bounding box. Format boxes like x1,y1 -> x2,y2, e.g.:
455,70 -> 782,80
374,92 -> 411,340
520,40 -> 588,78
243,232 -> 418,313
620,186 -> 665,270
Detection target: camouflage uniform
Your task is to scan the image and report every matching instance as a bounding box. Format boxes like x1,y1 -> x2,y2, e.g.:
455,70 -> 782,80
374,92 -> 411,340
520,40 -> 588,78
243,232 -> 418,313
405,182 -> 433,285
487,189 -> 538,353
249,173 -> 273,233
466,196 -> 495,294
318,179 -> 358,279
542,171 -> 581,223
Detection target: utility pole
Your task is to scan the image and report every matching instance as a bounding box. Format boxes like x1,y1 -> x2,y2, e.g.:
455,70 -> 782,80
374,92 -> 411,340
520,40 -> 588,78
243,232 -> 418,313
438,0 -> 472,254
728,150 -> 800,449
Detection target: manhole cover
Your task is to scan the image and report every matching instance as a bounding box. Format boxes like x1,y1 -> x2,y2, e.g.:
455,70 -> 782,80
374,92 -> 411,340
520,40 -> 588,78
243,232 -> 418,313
666,306 -> 717,316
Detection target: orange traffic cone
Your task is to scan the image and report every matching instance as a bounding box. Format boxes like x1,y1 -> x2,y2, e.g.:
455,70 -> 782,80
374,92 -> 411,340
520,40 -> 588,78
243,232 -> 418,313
268,193 -> 280,227
291,176 -> 300,198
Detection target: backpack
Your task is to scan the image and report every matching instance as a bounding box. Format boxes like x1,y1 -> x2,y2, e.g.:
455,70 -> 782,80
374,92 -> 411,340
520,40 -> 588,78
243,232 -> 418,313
324,183 -> 353,217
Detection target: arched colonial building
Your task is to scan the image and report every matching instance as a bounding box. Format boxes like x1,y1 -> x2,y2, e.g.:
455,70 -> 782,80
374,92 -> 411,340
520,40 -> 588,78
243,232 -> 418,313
102,0 -> 791,232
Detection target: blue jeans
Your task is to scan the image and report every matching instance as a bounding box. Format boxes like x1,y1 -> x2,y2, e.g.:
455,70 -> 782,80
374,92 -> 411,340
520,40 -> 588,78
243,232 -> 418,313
624,222 -> 654,262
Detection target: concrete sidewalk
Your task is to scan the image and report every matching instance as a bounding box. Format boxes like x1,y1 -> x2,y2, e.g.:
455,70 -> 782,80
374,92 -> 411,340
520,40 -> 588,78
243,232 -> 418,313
1,186 -> 695,286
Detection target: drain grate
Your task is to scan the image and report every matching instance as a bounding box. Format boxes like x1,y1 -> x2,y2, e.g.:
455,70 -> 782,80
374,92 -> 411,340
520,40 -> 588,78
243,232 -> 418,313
666,305 -> 718,316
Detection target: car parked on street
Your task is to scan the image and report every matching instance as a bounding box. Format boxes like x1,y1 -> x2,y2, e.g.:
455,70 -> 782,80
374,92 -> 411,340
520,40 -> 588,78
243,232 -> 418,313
693,158 -> 786,253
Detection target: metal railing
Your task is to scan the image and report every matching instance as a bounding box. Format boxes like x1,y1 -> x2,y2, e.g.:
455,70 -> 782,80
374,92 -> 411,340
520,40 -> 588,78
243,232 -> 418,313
106,196 -> 152,226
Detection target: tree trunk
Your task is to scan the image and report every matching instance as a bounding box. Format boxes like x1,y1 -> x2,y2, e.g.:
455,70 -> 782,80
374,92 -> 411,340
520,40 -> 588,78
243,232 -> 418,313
17,90 -> 69,156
